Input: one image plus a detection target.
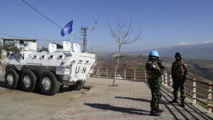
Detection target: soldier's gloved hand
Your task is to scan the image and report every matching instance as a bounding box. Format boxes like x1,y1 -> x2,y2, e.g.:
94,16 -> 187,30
182,78 -> 186,83
182,76 -> 187,84
157,59 -> 165,70
159,65 -> 165,70
157,59 -> 162,66
179,78 -> 186,86
183,76 -> 187,81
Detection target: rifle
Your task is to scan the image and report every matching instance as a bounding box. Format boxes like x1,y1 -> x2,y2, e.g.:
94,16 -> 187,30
157,59 -> 165,70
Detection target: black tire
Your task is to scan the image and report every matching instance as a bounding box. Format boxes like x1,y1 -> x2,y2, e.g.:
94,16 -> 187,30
20,70 -> 37,92
5,68 -> 19,89
69,80 -> 85,90
39,71 -> 60,95
60,85 -> 64,89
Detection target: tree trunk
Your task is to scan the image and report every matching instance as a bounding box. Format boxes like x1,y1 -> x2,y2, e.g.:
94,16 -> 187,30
112,45 -> 121,86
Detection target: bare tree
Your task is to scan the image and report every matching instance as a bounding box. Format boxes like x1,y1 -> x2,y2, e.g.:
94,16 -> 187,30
108,18 -> 142,86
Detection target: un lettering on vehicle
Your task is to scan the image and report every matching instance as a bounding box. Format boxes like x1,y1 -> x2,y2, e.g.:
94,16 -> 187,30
75,66 -> 87,74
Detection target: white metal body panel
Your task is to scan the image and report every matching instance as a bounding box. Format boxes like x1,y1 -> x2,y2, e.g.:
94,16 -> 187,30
1,41 -> 96,85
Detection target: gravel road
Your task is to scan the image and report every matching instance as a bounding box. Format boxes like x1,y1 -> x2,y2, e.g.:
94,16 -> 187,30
0,74 -> 89,120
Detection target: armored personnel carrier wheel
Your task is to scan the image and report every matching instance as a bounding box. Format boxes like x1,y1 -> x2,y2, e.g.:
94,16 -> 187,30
20,70 -> 37,92
39,71 -> 60,95
69,80 -> 85,90
5,68 -> 19,89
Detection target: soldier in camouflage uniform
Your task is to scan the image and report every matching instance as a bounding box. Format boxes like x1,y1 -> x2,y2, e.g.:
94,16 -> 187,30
146,51 -> 165,116
170,52 -> 188,108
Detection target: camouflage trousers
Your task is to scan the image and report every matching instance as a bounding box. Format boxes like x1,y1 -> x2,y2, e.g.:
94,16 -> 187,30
173,77 -> 186,99
148,78 -> 162,110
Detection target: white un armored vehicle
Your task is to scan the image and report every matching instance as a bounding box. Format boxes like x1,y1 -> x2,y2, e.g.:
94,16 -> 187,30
1,41 -> 96,95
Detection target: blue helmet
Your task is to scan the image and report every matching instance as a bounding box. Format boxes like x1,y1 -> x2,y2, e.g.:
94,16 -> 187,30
149,51 -> 159,58
175,52 -> 183,58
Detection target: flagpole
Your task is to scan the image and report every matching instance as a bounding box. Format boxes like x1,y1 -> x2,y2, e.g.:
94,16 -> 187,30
71,32 -> 73,47
71,19 -> 74,50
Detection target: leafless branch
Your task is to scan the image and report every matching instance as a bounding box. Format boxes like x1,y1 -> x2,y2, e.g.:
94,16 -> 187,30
108,18 -> 142,86
107,21 -> 119,43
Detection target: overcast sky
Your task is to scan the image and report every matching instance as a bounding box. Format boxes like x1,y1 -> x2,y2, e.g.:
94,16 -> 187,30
0,0 -> 213,52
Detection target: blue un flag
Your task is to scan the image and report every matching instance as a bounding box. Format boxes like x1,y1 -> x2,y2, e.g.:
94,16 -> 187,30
61,20 -> 73,37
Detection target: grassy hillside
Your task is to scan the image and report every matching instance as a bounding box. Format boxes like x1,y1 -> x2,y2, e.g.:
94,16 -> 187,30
149,56 -> 213,81
97,53 -> 213,81
184,58 -> 213,80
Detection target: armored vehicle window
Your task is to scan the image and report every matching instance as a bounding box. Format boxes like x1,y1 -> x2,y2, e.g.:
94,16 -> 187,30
78,60 -> 82,64
49,55 -> 54,59
58,55 -> 63,59
41,55 -> 45,59
33,55 -> 37,59
85,60 -> 89,65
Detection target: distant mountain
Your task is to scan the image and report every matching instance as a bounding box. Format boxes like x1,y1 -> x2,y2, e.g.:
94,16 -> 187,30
135,43 -> 213,60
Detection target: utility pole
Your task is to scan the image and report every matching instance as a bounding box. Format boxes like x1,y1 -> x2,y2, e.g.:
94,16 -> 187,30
81,26 -> 88,52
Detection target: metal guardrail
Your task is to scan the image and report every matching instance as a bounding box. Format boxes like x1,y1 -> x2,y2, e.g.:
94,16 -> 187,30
92,67 -> 213,113
92,68 -> 146,80
162,74 -> 213,113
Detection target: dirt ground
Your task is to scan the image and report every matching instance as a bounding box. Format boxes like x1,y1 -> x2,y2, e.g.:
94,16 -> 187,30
0,64 -> 2,72
0,71 -> 89,120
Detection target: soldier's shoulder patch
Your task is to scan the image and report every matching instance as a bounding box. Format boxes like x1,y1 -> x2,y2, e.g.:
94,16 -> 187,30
184,63 -> 187,68
152,64 -> 157,69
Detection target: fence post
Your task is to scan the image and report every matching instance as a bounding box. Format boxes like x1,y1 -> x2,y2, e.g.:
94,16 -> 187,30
207,82 -> 212,113
134,69 -> 136,80
106,68 -> 108,79
192,78 -> 196,104
124,68 -> 126,80
165,71 -> 168,86
97,68 -> 100,78
145,70 -> 147,82
170,74 -> 173,87
162,74 -> 164,85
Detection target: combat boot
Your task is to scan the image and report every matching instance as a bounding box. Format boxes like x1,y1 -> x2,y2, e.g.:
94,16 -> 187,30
156,107 -> 164,113
150,109 -> 161,116
181,99 -> 185,108
170,97 -> 177,104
